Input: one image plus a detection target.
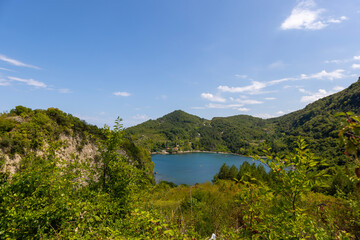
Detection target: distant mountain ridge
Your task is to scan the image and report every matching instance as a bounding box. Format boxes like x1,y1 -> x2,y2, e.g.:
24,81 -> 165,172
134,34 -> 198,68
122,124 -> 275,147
128,77 -> 360,164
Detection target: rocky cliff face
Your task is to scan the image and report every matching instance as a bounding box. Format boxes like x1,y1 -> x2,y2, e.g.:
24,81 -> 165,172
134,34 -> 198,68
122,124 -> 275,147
0,133 -> 98,174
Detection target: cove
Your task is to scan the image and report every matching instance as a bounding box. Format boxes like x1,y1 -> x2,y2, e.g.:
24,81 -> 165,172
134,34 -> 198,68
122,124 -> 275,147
152,152 -> 268,185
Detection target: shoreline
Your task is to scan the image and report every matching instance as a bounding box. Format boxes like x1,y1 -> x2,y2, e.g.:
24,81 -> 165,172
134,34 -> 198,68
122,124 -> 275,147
151,150 -> 248,157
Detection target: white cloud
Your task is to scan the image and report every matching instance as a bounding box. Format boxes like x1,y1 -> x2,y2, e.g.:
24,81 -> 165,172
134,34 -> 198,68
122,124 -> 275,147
113,91 -> 131,97
300,86 -> 343,103
255,113 -> 276,119
281,0 -> 347,30
325,56 -> 360,64
265,97 -> 276,100
352,64 -> 360,69
231,98 -> 263,105
58,88 -> 71,94
328,16 -> 347,23
305,69 -> 345,80
234,74 -> 248,79
277,111 -> 285,115
300,88 -> 332,103
0,54 -> 40,70
324,59 -> 343,64
281,0 -> 326,30
268,77 -> 297,85
0,67 -> 13,72
237,108 -> 250,112
8,76 -> 46,88
218,81 -> 267,95
269,69 -> 346,85
298,88 -> 309,93
333,86 -> 344,91
201,93 -> 226,103
0,78 -> 10,86
132,114 -> 149,120
206,103 -> 246,109
268,60 -> 286,70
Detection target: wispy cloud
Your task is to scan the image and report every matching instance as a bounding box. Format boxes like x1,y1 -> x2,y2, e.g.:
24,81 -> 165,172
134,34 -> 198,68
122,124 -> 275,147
234,74 -> 248,79
0,54 -> 41,70
158,95 -> 168,100
219,69 -> 345,97
300,89 -> 331,103
218,81 -> 267,95
206,103 -> 245,109
231,98 -> 263,105
269,69 -> 346,85
132,114 -> 149,121
58,88 -> 71,94
304,69 -> 345,80
265,97 -> 276,100
214,69 -> 345,102
333,86 -> 345,91
327,16 -> 347,23
324,59 -> 344,64
300,86 -> 344,103
205,103 -> 251,112
255,113 -> 277,119
0,67 -> 13,72
113,91 -> 131,97
8,76 -> 47,88
0,78 -> 10,86
268,60 -> 286,70
325,56 -> 360,64
201,93 -> 226,103
281,0 -> 347,30
352,64 -> 360,69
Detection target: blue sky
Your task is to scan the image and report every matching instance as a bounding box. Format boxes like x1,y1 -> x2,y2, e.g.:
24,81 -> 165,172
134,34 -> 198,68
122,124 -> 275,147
0,0 -> 359,127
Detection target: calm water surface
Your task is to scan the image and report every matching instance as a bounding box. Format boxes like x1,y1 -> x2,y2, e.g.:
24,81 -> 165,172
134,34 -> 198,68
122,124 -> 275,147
152,152 -> 268,185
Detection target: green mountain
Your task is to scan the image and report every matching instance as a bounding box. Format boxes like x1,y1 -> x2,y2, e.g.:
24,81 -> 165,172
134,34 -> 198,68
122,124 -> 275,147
127,110 -> 269,154
128,77 -> 360,164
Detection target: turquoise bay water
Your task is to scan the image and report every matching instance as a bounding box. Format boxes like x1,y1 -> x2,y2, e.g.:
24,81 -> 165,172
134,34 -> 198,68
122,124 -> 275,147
152,152 -> 268,185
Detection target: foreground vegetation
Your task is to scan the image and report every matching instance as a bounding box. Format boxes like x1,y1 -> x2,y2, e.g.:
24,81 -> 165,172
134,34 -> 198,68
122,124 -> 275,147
146,134 -> 360,239
1,104 -> 360,238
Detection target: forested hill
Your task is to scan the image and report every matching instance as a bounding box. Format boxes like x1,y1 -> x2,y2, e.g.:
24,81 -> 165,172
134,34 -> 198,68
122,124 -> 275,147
128,77 -> 360,165
269,77 -> 360,136
0,106 -> 154,178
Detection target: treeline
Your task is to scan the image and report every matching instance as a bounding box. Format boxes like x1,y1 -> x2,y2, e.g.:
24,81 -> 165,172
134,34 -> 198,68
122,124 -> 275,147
213,161 -> 271,184
0,105 -> 102,156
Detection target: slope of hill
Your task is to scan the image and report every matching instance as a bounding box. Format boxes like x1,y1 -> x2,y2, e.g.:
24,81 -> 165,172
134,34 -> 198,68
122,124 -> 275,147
270,77 -> 360,135
0,106 -> 154,178
128,77 -> 360,164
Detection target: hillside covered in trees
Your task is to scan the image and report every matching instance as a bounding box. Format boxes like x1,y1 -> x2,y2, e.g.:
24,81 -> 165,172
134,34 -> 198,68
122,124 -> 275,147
128,77 -> 360,166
